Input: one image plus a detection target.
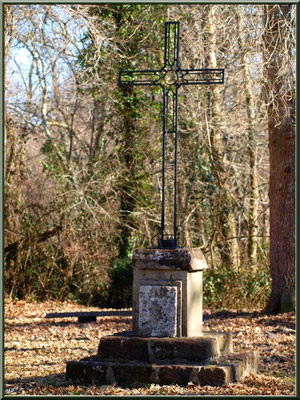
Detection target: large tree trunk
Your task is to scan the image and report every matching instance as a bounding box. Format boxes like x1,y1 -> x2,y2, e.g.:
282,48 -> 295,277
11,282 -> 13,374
263,5 -> 295,313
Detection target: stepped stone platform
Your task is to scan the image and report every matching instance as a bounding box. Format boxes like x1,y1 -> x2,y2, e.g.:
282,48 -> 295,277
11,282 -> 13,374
66,331 -> 259,387
66,248 -> 259,387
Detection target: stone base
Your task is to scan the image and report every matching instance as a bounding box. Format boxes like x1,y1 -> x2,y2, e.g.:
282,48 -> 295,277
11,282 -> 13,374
66,331 -> 259,387
132,248 -> 208,337
97,331 -> 233,362
66,352 -> 259,387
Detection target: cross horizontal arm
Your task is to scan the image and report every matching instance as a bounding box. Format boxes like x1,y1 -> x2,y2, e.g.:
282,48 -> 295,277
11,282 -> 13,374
180,68 -> 224,85
119,69 -> 161,86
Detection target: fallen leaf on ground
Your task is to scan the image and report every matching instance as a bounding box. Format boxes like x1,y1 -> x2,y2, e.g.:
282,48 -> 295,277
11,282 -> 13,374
4,299 -> 295,395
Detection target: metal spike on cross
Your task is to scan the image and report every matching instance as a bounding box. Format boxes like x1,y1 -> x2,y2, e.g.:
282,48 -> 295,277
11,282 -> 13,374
119,21 -> 224,249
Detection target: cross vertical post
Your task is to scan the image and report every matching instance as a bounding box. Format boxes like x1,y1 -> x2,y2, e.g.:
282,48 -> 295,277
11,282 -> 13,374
119,21 -> 224,248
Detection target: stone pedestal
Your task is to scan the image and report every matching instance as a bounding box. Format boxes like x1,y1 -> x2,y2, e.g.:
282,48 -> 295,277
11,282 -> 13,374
66,247 -> 259,387
132,248 -> 207,337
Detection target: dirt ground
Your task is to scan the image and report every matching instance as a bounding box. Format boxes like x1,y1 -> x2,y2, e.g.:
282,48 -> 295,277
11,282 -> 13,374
4,299 -> 295,396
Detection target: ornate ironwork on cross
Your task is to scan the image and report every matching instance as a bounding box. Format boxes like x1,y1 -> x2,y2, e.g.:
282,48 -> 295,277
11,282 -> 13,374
119,21 -> 224,249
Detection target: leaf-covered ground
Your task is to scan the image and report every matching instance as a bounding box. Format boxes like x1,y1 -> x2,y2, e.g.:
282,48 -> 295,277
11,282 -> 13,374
4,299 -> 295,396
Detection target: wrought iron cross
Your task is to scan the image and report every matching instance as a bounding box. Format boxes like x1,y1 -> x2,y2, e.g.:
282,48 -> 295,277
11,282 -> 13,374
119,21 -> 224,249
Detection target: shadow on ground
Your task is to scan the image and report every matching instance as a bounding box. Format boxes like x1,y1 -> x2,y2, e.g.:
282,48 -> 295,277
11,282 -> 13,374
4,373 -> 69,395
5,317 -> 132,329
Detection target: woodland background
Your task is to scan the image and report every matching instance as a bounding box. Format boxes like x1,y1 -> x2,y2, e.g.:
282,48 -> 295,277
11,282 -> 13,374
4,4 -> 295,313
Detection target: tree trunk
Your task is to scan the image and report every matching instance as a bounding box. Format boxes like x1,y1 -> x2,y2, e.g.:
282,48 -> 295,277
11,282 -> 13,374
263,5 -> 295,313
114,16 -> 139,258
236,6 -> 259,271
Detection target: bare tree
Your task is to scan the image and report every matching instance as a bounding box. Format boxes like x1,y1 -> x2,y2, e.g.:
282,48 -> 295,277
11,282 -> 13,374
6,4 -> 290,310
235,6 -> 260,271
203,5 -> 240,269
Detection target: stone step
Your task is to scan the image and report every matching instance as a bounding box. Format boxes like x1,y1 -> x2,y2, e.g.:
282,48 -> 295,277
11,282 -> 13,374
66,350 -> 259,387
97,331 -> 232,363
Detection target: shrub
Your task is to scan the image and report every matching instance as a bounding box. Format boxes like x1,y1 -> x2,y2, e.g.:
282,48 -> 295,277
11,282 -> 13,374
203,263 -> 271,310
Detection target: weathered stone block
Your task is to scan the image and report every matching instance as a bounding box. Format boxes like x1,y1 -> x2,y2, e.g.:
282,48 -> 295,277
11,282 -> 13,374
139,285 -> 177,337
114,363 -> 153,387
202,331 -> 233,355
66,360 -> 107,385
227,350 -> 259,381
97,333 -> 232,363
153,365 -> 201,385
133,248 -> 207,271
132,248 -> 207,337
66,349 -> 259,387
148,337 -> 219,362
198,366 -> 232,386
98,336 -> 149,362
